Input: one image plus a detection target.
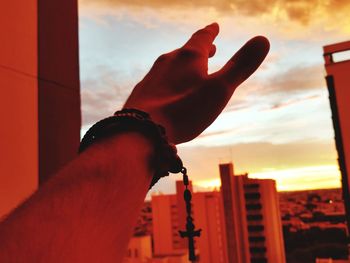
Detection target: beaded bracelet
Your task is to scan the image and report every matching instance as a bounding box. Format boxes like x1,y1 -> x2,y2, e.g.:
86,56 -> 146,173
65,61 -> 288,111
79,108 -> 183,189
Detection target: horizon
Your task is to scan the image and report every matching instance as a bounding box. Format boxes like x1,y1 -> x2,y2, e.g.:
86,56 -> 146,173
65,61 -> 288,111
145,173 -> 343,201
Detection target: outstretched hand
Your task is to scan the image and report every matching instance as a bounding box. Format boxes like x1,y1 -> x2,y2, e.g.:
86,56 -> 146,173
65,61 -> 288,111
124,23 -> 269,144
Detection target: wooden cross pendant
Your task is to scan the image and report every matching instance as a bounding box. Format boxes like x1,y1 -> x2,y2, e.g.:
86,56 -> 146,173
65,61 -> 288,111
179,168 -> 202,262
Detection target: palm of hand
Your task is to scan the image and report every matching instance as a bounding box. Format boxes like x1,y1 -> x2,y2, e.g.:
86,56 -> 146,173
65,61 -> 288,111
124,23 -> 269,144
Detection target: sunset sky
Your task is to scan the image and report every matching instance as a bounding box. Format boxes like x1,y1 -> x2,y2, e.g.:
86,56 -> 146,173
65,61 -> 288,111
78,0 -> 350,196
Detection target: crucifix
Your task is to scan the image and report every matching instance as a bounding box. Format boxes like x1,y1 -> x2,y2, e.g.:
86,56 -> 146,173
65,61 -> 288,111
179,167 -> 202,262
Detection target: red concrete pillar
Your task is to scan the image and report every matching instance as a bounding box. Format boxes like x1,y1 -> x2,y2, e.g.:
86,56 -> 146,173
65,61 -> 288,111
0,0 -> 80,218
38,0 -> 81,183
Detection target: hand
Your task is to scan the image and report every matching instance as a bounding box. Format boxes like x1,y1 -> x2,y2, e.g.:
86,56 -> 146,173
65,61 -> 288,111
124,23 -> 270,144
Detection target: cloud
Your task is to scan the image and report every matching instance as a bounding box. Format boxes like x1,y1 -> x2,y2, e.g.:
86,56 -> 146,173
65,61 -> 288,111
79,0 -> 350,29
81,66 -> 136,126
225,63 -> 326,109
244,64 -> 327,112
267,94 -> 320,110
197,130 -> 233,139
220,63 -> 326,117
258,64 -> 325,95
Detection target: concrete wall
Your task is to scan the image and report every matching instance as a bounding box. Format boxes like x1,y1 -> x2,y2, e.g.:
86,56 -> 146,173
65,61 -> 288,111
0,0 -> 38,218
0,0 -> 81,218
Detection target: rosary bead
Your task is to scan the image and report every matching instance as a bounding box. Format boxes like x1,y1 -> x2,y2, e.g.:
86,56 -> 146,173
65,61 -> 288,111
184,189 -> 192,201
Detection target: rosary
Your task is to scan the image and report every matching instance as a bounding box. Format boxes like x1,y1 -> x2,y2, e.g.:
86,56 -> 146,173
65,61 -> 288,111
178,167 -> 202,262
78,108 -> 202,262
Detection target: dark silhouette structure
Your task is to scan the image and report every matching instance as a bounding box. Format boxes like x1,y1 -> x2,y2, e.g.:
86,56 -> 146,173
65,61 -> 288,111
38,0 -> 81,183
324,40 -> 350,256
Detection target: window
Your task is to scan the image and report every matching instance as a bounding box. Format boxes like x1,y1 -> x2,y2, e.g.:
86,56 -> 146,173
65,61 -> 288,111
245,193 -> 261,200
246,204 -> 262,210
248,225 -> 264,232
247,214 -> 263,221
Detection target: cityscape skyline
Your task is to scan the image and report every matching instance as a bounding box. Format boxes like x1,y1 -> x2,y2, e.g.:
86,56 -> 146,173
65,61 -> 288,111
125,162 -> 287,262
125,162 -> 348,262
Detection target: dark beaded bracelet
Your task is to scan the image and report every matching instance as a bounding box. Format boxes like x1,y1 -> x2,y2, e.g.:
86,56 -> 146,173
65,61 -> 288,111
79,108 -> 183,189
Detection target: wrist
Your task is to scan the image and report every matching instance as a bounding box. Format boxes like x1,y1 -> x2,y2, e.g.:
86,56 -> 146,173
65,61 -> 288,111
89,131 -> 156,172
79,109 -> 183,189
122,102 -> 177,144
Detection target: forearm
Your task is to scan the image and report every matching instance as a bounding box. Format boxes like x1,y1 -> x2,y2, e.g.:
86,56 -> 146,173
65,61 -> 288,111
0,132 -> 154,263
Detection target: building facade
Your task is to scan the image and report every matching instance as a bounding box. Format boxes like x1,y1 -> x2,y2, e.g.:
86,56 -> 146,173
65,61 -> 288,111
219,163 -> 286,263
123,235 -> 153,263
151,181 -> 228,262
150,163 -> 286,263
123,235 -> 188,263
323,40 -> 350,239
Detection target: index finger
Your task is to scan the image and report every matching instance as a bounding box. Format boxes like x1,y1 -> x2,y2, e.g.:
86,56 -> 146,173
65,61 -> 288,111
211,36 -> 270,88
183,23 -> 219,54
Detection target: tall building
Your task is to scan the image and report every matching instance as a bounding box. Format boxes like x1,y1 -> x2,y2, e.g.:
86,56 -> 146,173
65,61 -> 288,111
123,235 -> 188,263
220,164 -> 250,263
191,189 -> 229,263
0,0 -> 81,218
219,163 -> 286,263
123,235 -> 152,263
152,193 -> 187,256
323,40 -> 350,239
151,181 -> 228,262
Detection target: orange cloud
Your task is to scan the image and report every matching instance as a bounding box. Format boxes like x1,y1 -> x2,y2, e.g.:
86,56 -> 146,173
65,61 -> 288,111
266,65 -> 324,93
267,94 -> 320,111
79,0 -> 350,28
